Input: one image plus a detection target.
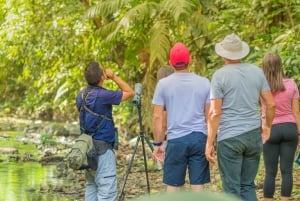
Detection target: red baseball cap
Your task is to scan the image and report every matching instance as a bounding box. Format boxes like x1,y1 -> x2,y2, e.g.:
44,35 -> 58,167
169,42 -> 190,68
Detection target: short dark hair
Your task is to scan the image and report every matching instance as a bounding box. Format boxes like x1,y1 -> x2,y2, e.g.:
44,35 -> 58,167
84,61 -> 104,86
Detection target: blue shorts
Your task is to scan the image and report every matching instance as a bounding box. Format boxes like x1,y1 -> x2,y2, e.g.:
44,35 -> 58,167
163,132 -> 210,186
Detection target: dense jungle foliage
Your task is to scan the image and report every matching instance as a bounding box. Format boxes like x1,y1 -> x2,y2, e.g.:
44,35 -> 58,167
1,0 -> 300,136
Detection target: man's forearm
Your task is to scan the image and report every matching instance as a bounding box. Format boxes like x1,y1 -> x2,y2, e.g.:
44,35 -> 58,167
260,91 -> 275,128
152,117 -> 165,142
112,76 -> 133,93
207,114 -> 220,145
207,99 -> 222,145
265,105 -> 275,128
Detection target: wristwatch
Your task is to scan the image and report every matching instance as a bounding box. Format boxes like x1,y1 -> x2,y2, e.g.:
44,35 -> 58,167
152,141 -> 163,146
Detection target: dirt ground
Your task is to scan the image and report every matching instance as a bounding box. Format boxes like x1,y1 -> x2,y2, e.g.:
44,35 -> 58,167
114,139 -> 300,201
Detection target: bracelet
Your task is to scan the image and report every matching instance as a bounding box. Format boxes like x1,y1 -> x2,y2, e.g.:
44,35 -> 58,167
152,141 -> 163,146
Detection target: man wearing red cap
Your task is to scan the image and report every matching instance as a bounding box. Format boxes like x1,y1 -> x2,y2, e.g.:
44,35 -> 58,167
152,42 -> 211,192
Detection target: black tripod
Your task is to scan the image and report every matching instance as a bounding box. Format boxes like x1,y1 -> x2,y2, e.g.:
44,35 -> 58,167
118,86 -> 154,201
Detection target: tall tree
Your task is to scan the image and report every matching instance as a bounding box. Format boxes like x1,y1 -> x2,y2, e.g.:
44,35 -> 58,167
1,0 -> 299,135
85,0 -> 215,132
0,0 -> 102,120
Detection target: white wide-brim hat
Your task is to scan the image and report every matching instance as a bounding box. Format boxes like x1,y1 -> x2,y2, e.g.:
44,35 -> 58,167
215,33 -> 250,60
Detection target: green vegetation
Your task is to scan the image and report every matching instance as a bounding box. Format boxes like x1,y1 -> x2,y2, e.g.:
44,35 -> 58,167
1,0 -> 300,135
40,133 -> 57,146
0,131 -> 38,161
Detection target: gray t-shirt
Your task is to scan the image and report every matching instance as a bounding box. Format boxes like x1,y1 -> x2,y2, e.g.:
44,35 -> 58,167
152,72 -> 210,140
210,63 -> 270,141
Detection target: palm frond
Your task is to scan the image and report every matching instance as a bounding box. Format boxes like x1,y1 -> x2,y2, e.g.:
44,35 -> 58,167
200,0 -> 219,13
161,0 -> 195,23
93,1 -> 159,43
121,2 -> 159,26
95,21 -> 119,39
149,20 -> 170,70
87,0 -> 125,19
190,13 -> 211,34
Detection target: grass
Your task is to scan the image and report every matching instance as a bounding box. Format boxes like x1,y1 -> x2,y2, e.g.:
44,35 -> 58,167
0,131 -> 39,161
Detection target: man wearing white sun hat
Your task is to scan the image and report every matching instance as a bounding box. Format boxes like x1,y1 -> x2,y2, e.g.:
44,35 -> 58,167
205,33 -> 275,201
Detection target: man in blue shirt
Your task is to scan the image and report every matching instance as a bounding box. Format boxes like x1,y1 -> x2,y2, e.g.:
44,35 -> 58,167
76,61 -> 134,201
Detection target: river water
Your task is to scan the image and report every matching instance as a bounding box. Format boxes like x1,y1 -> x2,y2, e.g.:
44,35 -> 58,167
0,161 -> 77,201
0,120 -> 83,201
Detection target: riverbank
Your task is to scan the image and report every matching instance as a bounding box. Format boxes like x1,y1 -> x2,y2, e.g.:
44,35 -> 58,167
0,117 -> 300,200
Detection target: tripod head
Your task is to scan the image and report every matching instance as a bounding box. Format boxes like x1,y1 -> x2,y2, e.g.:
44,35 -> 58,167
132,83 -> 142,106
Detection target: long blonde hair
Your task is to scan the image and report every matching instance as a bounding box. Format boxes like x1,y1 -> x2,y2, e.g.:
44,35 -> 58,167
262,52 -> 285,93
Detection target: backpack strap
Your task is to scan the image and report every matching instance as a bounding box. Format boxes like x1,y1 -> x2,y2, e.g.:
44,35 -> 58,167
79,88 -> 112,135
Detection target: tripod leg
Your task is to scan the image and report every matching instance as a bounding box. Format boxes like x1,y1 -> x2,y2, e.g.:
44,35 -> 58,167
118,136 -> 141,201
140,135 -> 151,194
143,135 -> 154,152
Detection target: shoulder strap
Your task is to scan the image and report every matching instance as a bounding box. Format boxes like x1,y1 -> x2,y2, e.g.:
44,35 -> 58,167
80,89 -> 112,121
79,88 -> 112,135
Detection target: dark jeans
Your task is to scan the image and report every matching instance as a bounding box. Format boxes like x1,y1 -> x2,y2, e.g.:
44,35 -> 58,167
217,128 -> 262,201
263,123 -> 298,198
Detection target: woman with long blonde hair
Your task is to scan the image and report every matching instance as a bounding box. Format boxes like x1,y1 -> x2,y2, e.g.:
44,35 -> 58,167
261,52 -> 300,201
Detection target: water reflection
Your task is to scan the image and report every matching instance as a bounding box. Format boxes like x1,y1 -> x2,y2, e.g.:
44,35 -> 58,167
0,162 -> 75,201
